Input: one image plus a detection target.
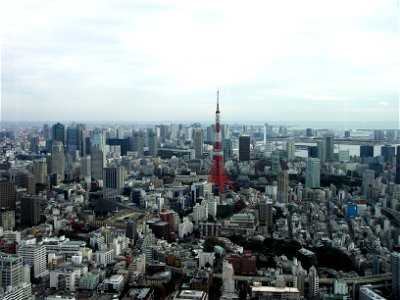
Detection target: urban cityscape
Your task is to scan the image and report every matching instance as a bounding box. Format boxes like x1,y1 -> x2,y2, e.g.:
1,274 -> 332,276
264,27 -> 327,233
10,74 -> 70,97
0,95 -> 400,299
1,1 -> 399,300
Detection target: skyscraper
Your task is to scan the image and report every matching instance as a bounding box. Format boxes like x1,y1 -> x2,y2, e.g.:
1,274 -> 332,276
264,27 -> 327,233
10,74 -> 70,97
381,145 -> 395,163
322,133 -> 334,162
51,141 -> 64,184
391,252 -> 400,298
193,128 -> 204,159
80,155 -> 91,179
305,158 -> 320,188
259,198 -> 273,229
43,124 -> 51,140
148,129 -> 158,157
91,146 -> 104,180
396,146 -> 400,184
222,139 -> 232,162
131,130 -> 145,156
360,145 -> 374,158
21,195 -> 41,226
363,169 -> 375,200
103,165 -> 125,199
286,140 -> 296,161
33,159 -> 48,185
51,122 -> 65,144
66,123 -> 85,157
308,266 -> 320,298
239,135 -> 251,161
0,179 -> 17,210
277,171 -> 289,203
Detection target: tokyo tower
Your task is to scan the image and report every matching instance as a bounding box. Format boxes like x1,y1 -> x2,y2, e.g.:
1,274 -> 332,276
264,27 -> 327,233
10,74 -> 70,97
208,90 -> 234,194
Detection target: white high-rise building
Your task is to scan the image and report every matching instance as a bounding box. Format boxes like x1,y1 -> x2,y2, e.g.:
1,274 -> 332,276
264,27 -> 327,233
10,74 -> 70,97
286,140 -> 296,161
17,244 -> 48,280
308,266 -> 319,298
222,260 -> 235,294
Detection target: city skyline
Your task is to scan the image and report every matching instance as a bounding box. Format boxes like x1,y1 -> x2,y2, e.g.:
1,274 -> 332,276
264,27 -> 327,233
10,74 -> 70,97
1,0 -> 399,124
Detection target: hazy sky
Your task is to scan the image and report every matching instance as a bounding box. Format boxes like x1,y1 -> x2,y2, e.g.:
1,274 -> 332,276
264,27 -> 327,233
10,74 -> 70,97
1,0 -> 399,125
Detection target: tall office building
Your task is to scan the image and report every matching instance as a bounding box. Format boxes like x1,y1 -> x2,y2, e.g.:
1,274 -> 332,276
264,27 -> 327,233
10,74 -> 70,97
322,133 -> 334,162
21,196 -> 41,226
66,124 -> 85,157
103,165 -> 125,199
391,252 -> 400,298
305,158 -> 320,188
308,146 -> 318,158
222,139 -> 232,162
363,169 -> 375,200
271,152 -> 281,175
80,155 -> 91,179
221,124 -> 230,139
0,254 -> 23,289
33,159 -> 48,185
360,145 -> 374,158
169,123 -> 178,139
381,145 -> 395,163
17,244 -> 48,280
0,179 -> 17,210
43,124 -> 51,140
92,129 -> 106,151
239,135 -> 251,161
306,128 -> 314,137
51,122 -> 65,144
317,140 -> 325,163
193,129 -> 204,159
14,172 -> 35,195
285,140 -> 296,161
91,147 -> 104,180
277,171 -> 289,203
396,146 -> 400,184
159,124 -> 169,143
259,198 -> 273,229
206,125 -> 215,143
148,129 -> 158,157
131,130 -> 145,156
51,141 -> 64,184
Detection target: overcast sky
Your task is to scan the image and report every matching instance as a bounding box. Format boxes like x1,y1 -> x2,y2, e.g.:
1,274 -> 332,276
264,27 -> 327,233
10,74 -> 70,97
1,0 -> 399,126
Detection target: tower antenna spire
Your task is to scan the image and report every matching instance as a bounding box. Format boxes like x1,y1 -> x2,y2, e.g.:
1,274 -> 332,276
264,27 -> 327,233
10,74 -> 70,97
209,89 -> 234,195
217,88 -> 220,112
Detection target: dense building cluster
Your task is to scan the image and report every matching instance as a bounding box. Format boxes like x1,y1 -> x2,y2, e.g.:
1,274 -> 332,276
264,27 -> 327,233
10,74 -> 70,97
0,118 -> 399,299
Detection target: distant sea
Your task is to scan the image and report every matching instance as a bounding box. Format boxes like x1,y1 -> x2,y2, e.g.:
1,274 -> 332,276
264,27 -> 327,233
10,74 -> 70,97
1,120 -> 399,130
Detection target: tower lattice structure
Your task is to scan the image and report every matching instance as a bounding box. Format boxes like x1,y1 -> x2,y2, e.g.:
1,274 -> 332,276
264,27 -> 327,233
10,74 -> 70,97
209,90 -> 234,194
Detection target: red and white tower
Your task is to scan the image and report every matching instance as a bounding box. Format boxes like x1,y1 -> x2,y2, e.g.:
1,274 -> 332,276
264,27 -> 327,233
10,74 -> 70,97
209,90 -> 234,194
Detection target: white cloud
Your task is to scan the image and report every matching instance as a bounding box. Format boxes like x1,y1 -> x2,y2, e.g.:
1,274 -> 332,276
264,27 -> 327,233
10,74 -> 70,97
1,0 -> 399,124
